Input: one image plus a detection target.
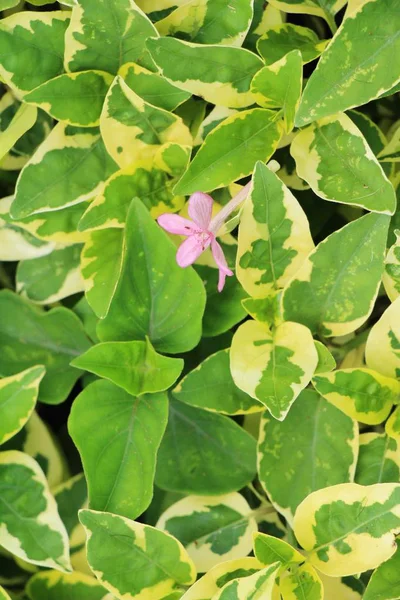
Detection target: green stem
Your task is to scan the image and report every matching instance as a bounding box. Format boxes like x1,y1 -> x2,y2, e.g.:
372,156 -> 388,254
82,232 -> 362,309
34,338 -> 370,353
324,11 -> 338,35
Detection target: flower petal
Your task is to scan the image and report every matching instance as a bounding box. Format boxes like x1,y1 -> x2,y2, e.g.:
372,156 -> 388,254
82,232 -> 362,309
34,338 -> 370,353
176,235 -> 207,267
188,192 -> 213,229
211,239 -> 234,292
158,213 -> 197,235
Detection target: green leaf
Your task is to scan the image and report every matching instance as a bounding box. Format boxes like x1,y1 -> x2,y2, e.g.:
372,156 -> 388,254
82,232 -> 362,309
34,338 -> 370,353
0,586 -> 10,600
64,0 -> 158,74
231,320 -> 318,420
79,508 -> 196,600
291,112 -> 396,214
147,37 -> 263,108
16,244 -> 84,304
0,12 -> 70,95
72,339 -> 183,396
280,563 -> 323,600
24,71 -> 113,127
155,398 -> 257,495
295,0 -> 400,126
355,433 -> 400,485
363,541 -> 400,600
100,75 -> 191,170
253,532 -> 304,566
258,389 -> 358,522
0,291 -> 91,405
53,473 -> 88,552
314,341 -> 336,374
2,411 -> 68,488
0,196 -> 91,245
174,108 -> 282,195
366,296 -> 400,379
266,0 -> 345,21
236,161 -> 314,298
251,50 -> 302,133
293,483 -> 400,577
155,0 -> 253,46
156,493 -> 257,573
80,228 -> 124,318
97,199 -> 206,354
0,103 -> 37,164
120,62 -> 191,111
11,123 -> 117,219
173,349 -> 262,416
0,366 -> 45,446
312,368 -> 400,425
195,265 -> 247,338
256,23 -> 328,65
213,562 -> 280,600
26,571 -> 110,600
0,450 -> 70,572
69,379 -> 168,520
180,557 -> 263,600
78,163 -> 183,233
282,213 -> 390,337
383,230 -> 400,301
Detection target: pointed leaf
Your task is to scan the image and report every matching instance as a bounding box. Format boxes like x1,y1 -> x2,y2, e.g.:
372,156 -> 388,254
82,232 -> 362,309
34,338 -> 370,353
258,389 -> 358,522
236,161 -> 314,298
291,113 -> 396,214
295,0 -> 400,126
231,320 -> 318,420
79,509 -> 196,600
155,398 -> 257,495
69,379 -> 168,520
26,571 -> 110,600
97,200 -> 206,354
257,23 -> 327,65
0,450 -> 70,572
0,366 -> 45,446
366,296 -> 400,379
282,213 -> 390,336
72,339 -> 183,396
174,108 -> 282,195
294,483 -> 400,576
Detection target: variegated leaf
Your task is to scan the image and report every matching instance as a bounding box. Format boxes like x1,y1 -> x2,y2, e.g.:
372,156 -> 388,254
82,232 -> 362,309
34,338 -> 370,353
355,433 -> 400,485
0,367 -> 45,446
251,50 -> 302,133
172,349 -> 262,416
293,483 -> 400,576
180,557 -> 263,600
258,389 -> 358,523
0,103 -> 37,163
291,112 -> 396,214
383,230 -> 400,301
147,37 -> 263,108
10,123 -> 117,219
64,0 -> 158,74
231,320 -> 318,420
212,562 -> 280,600
279,563 -> 323,600
100,75 -> 191,170
155,0 -> 253,46
282,213 -> 390,337
17,244 -> 84,304
0,11 -> 70,95
24,71 -> 113,127
156,493 -> 257,572
366,296 -> 400,379
80,509 -> 196,600
253,532 -> 304,566
236,161 -> 314,298
295,0 -> 400,126
26,570 -> 110,600
257,23 -> 328,65
312,368 -> 400,425
174,108 -> 282,195
0,450 -> 70,572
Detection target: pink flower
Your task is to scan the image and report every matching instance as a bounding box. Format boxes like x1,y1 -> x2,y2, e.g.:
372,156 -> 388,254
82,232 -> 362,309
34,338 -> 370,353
158,192 -> 233,292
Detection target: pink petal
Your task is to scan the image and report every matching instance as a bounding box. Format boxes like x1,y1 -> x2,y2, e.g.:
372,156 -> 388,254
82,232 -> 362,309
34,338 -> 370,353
211,239 -> 233,292
176,235 -> 209,267
158,213 -> 197,235
188,192 -> 213,229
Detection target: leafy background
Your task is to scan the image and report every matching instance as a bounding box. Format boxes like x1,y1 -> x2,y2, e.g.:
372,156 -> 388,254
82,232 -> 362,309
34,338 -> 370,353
0,0 -> 400,599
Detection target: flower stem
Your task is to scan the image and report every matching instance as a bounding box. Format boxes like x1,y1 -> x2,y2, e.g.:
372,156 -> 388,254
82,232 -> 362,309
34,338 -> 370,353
209,181 -> 252,234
